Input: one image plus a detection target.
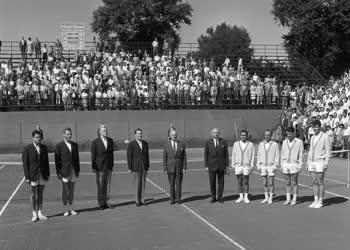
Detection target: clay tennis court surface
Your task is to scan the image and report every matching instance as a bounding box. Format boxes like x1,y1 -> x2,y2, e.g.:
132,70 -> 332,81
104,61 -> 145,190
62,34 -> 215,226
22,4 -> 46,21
0,148 -> 349,250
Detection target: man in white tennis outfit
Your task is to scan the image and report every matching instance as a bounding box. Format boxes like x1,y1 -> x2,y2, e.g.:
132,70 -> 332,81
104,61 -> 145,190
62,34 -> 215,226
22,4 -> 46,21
281,126 -> 304,206
257,130 -> 280,204
307,120 -> 330,208
231,130 -> 255,203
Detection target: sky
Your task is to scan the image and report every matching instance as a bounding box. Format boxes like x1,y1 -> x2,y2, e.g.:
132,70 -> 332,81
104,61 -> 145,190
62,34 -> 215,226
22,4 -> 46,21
0,0 -> 288,44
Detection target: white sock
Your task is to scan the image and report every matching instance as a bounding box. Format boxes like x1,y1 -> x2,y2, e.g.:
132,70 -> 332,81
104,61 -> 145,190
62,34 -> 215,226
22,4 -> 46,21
286,193 -> 291,201
318,197 -> 323,204
239,193 -> 243,198
269,193 -> 273,199
292,194 -> 298,200
32,211 -> 37,215
264,192 -> 269,200
314,196 -> 319,203
244,193 -> 249,199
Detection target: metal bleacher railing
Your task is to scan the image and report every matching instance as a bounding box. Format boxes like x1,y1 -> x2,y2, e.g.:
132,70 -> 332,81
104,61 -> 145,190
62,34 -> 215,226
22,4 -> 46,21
0,40 -> 326,86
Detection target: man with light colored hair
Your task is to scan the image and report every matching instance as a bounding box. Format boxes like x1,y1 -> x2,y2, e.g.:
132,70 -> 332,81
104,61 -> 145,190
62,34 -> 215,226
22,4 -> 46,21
257,130 -> 280,204
91,124 -> 115,209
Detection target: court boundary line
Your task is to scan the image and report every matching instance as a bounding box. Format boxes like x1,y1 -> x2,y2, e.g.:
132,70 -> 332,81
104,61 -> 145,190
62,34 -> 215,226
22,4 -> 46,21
0,177 -> 25,216
146,177 -> 247,250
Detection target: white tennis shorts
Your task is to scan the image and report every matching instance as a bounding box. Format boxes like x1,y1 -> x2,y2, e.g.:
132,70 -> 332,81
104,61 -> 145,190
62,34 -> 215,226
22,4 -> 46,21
281,163 -> 300,174
235,166 -> 251,176
307,161 -> 325,173
62,169 -> 77,183
30,172 -> 48,186
260,165 -> 277,177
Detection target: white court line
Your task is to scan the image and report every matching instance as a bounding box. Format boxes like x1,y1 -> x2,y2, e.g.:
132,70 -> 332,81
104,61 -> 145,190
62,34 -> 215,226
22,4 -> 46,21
0,164 -> 6,170
146,177 -> 247,250
298,172 -> 348,185
0,177 -> 25,217
252,171 -> 350,200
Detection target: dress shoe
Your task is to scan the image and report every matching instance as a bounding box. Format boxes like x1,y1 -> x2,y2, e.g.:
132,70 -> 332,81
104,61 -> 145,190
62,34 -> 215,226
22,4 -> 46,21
105,203 -> 112,209
141,202 -> 148,206
136,203 -> 141,207
176,200 -> 182,205
210,198 -> 217,203
99,206 -> 106,210
170,200 -> 175,205
218,199 -> 224,203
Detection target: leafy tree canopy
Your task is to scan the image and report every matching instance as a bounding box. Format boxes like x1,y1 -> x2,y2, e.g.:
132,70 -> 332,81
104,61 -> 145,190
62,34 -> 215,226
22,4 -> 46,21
272,0 -> 350,77
194,22 -> 253,67
91,0 -> 192,50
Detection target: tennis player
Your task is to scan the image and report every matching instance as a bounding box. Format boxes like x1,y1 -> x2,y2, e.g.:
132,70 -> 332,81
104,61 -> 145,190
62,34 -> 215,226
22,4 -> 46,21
231,130 -> 255,203
307,120 -> 330,208
257,129 -> 280,204
281,126 -> 304,206
22,129 -> 50,222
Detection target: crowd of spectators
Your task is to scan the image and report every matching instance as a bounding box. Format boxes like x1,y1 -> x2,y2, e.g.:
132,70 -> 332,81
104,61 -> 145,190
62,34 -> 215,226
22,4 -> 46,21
0,37 -> 296,111
274,73 -> 350,154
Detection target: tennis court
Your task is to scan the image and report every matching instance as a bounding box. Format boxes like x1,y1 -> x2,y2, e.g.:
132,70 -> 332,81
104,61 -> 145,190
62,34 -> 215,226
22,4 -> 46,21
0,148 -> 350,250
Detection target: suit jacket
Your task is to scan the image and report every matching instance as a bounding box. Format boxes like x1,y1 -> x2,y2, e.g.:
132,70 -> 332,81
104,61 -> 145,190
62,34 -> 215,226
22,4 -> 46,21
127,140 -> 150,172
22,143 -> 50,181
55,141 -> 80,178
163,140 -> 187,173
91,137 -> 114,172
204,138 -> 229,171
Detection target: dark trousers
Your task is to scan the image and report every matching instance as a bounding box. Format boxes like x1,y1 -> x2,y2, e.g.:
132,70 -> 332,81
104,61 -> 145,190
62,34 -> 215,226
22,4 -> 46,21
62,182 -> 75,206
168,171 -> 183,202
96,170 -> 110,207
209,170 -> 225,200
133,169 -> 147,203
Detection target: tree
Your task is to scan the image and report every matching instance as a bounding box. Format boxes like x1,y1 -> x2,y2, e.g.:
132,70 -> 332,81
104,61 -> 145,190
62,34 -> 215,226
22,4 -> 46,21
272,0 -> 350,77
91,0 -> 192,51
194,22 -> 254,67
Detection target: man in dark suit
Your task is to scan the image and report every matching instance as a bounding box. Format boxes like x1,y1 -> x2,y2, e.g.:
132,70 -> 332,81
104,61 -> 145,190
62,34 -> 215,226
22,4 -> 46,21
127,128 -> 150,207
55,128 -> 80,216
204,128 -> 229,203
19,36 -> 27,60
91,125 -> 115,209
22,129 -> 50,222
163,127 -> 187,204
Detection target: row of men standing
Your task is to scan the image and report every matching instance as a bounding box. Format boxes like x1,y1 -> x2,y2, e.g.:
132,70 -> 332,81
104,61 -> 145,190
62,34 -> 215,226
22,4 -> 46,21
22,120 -> 329,222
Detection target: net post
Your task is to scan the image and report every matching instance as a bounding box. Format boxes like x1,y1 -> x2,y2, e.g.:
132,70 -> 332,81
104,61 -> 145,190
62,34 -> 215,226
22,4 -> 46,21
347,148 -> 350,189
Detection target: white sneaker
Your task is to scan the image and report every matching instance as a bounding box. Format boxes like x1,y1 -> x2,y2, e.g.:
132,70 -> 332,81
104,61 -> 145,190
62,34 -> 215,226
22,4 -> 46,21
268,197 -> 273,204
244,196 -> 250,203
236,196 -> 243,203
261,198 -> 268,204
38,211 -> 48,220
290,199 -> 297,206
64,211 -> 69,216
31,212 -> 38,222
283,200 -> 291,206
314,202 -> 323,208
309,202 -> 317,208
70,210 -> 78,216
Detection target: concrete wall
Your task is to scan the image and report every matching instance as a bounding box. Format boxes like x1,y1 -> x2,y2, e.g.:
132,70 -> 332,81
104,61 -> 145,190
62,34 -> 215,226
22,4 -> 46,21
0,110 -> 282,152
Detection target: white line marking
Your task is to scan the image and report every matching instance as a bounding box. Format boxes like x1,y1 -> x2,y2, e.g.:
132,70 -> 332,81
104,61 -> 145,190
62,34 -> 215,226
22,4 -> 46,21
252,171 -> 350,200
79,168 -> 206,176
146,177 -> 247,250
0,164 -> 6,170
0,177 -> 25,217
298,172 -> 347,185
